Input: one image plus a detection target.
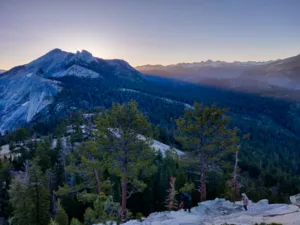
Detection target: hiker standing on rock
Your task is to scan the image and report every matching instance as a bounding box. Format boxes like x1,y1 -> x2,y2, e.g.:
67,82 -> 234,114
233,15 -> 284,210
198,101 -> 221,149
242,193 -> 249,211
183,193 -> 191,213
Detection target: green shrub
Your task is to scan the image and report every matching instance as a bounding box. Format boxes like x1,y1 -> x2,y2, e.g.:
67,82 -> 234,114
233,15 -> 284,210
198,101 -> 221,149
55,200 -> 69,225
48,219 -> 58,225
135,212 -> 144,221
70,218 -> 82,225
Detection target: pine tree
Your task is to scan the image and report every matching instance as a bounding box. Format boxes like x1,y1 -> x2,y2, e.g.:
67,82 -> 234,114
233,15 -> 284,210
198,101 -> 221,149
0,158 -> 12,217
73,141 -> 103,194
9,163 -> 50,225
81,193 -> 122,225
57,141 -> 111,197
176,103 -> 240,201
9,141 -> 16,159
27,163 -> 51,225
56,137 -> 63,153
179,182 -> 195,194
96,101 -> 156,221
49,219 -> 59,225
14,128 -> 29,144
75,124 -> 83,142
8,176 -> 33,225
54,137 -> 66,185
70,218 -> 82,225
54,200 -> 69,225
34,141 -> 52,172
83,207 -> 95,225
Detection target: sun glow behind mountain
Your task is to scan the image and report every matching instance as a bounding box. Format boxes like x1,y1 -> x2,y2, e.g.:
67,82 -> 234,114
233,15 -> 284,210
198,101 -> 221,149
54,34 -> 116,60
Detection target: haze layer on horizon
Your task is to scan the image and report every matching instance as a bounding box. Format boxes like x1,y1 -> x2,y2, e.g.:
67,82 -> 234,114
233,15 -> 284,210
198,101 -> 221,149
0,0 -> 300,70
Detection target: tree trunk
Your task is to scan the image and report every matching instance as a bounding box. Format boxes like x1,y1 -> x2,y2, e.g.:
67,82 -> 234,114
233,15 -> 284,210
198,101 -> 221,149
199,151 -> 207,202
93,169 -> 101,194
233,150 -> 239,202
200,164 -> 206,202
63,156 -> 67,183
35,178 -> 40,225
52,193 -> 57,216
121,175 -> 128,222
24,161 -> 29,181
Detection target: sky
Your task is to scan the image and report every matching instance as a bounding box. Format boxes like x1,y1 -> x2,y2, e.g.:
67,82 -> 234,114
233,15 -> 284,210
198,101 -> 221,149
0,0 -> 300,70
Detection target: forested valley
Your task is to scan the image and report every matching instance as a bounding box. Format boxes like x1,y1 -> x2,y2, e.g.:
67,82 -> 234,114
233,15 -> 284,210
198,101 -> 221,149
1,75 -> 300,225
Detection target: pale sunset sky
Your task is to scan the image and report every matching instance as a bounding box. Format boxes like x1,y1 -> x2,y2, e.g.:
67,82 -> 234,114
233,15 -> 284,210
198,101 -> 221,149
0,0 -> 300,70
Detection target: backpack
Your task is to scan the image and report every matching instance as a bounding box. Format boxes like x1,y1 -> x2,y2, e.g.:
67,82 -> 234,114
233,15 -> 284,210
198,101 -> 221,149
184,193 -> 191,201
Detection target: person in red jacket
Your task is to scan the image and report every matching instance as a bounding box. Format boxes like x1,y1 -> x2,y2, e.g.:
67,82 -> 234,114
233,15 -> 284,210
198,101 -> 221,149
242,193 -> 249,211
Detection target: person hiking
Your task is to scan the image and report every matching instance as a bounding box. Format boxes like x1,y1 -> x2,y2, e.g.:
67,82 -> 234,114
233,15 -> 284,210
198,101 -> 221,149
242,193 -> 249,211
183,193 -> 191,213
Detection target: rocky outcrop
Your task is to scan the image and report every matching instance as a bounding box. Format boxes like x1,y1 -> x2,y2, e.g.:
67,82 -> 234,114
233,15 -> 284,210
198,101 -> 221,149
290,194 -> 300,207
121,198 -> 300,225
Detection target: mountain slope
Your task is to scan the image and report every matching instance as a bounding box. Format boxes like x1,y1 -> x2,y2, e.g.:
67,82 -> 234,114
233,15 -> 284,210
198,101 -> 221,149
0,69 -> 60,132
240,54 -> 300,89
136,55 -> 300,100
0,49 -> 143,132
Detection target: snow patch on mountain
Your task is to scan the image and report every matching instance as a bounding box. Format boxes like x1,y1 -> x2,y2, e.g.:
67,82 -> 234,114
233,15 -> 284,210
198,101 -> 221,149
52,64 -> 101,78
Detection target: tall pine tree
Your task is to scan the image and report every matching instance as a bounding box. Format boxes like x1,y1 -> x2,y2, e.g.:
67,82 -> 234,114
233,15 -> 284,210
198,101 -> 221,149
95,101 -> 156,221
176,103 -> 239,201
9,163 -> 50,225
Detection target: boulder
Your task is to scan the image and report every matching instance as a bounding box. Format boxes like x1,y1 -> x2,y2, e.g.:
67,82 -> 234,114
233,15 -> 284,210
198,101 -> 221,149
290,194 -> 300,206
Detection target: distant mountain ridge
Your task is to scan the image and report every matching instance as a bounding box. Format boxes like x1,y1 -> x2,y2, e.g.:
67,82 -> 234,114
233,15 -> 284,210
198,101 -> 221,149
0,49 -> 142,132
138,59 -> 273,69
0,69 -> 6,74
136,54 -> 300,99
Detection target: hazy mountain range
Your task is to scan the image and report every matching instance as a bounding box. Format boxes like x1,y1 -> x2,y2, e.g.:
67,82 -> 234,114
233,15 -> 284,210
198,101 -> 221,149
1,49 -> 300,133
136,54 -> 300,100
